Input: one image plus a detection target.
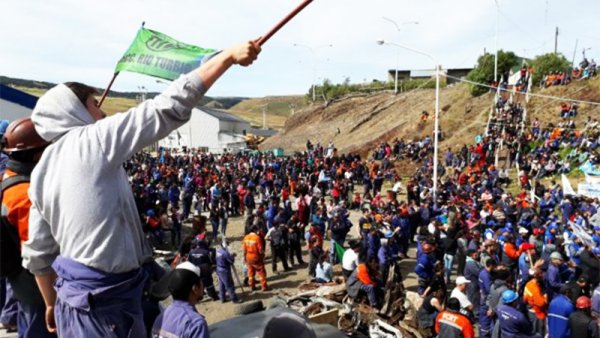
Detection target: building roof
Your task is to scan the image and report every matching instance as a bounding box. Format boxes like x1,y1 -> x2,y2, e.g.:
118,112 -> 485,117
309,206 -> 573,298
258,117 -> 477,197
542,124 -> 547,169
0,84 -> 38,109
199,106 -> 249,123
249,128 -> 278,137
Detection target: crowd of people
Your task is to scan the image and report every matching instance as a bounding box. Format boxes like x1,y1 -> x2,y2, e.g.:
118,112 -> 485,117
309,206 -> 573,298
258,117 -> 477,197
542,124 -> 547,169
1,37 -> 600,338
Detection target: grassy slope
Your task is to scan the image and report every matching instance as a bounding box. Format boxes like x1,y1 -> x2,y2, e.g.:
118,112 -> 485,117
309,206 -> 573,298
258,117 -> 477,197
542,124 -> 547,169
228,96 -> 307,130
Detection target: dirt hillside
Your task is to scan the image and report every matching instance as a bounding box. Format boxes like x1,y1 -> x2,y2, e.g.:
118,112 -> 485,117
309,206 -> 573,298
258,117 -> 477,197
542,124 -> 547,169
261,84 -> 493,156
262,77 -> 600,159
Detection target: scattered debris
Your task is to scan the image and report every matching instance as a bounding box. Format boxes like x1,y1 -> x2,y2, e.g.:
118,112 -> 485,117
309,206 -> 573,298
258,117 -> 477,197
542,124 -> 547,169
276,263 -> 423,337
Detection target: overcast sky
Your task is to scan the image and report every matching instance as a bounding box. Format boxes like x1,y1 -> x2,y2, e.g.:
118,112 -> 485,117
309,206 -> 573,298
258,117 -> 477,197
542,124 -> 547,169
1,0 -> 598,97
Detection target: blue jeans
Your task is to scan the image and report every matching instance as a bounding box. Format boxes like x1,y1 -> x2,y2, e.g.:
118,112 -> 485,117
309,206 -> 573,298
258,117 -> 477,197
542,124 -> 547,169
360,284 -> 379,308
211,219 -> 219,240
443,253 -> 454,282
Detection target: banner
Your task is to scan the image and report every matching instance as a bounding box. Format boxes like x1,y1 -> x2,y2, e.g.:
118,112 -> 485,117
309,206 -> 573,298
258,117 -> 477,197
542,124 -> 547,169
115,27 -> 216,80
585,173 -> 600,186
569,221 -> 595,248
579,161 -> 600,176
561,174 -> 577,196
578,183 -> 600,199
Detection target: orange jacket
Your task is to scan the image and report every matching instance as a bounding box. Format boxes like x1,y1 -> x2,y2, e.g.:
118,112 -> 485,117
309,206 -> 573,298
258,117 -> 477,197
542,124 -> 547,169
503,243 -> 521,260
1,169 -> 31,245
435,310 -> 475,338
356,263 -> 376,286
524,279 -> 547,319
242,232 -> 263,259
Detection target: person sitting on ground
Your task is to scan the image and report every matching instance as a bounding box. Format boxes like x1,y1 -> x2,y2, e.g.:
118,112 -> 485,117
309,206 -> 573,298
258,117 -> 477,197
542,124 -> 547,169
313,252 -> 333,284
308,236 -> 324,278
346,256 -> 383,308
151,262 -> 210,338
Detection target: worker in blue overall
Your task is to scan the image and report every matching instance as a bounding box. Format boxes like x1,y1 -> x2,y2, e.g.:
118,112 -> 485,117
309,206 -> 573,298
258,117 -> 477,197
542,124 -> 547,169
215,241 -> 241,303
151,262 -> 210,338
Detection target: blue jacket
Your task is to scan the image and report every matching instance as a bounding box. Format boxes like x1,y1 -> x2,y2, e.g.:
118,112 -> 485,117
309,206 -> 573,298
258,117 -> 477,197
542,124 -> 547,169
152,300 -> 210,338
547,294 -> 574,338
215,247 -> 234,272
496,304 -> 537,338
415,253 -> 435,281
546,264 -> 573,298
478,269 -> 493,306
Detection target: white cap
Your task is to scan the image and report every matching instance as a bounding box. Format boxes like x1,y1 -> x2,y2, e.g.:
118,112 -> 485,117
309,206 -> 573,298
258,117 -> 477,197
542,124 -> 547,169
518,227 -> 529,234
176,261 -> 201,277
456,276 -> 471,285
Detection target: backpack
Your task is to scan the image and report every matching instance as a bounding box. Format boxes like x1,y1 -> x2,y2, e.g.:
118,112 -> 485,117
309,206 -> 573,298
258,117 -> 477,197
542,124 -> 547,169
0,174 -> 29,277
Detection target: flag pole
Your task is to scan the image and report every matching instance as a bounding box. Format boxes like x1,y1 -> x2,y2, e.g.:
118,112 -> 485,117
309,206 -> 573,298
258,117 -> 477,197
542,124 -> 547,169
97,72 -> 118,108
257,0 -> 313,46
97,22 -> 144,109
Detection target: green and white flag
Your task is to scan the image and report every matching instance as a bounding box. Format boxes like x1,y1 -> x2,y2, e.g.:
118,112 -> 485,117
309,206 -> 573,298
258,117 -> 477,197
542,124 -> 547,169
115,27 -> 216,80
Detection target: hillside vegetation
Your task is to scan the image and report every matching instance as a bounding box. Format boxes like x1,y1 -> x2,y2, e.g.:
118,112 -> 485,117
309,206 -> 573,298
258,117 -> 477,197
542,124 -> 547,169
262,76 -> 600,166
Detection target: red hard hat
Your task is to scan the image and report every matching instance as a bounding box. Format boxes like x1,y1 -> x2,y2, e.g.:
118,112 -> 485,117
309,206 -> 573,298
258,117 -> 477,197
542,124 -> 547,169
1,118 -> 49,153
520,243 -> 535,252
576,296 -> 591,309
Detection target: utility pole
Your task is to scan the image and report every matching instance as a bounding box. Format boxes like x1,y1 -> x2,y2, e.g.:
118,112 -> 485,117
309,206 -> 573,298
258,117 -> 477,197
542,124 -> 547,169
554,26 -> 559,54
571,39 -> 578,67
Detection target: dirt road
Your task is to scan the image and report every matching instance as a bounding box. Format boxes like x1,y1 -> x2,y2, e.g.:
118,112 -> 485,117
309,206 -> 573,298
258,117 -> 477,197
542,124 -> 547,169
191,209 -> 421,324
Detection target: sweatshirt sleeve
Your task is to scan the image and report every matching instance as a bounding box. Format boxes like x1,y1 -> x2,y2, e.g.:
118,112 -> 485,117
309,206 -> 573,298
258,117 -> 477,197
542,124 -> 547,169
92,72 -> 206,167
22,202 -> 60,275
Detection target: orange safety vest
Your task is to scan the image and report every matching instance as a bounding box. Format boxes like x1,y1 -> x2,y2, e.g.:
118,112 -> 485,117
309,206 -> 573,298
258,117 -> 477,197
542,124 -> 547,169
242,232 -> 263,259
1,169 -> 31,245
524,279 -> 547,319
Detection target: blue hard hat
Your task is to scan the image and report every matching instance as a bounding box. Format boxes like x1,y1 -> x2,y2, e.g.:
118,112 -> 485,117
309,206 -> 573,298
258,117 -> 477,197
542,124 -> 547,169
501,290 -> 519,304
592,247 -> 600,255
146,209 -> 155,217
0,120 -> 8,136
594,226 -> 600,231
384,230 -> 394,238
505,222 -> 513,229
549,223 -> 558,230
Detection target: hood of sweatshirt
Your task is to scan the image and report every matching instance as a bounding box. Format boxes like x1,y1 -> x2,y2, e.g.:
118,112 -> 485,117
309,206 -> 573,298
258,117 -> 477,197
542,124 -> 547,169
31,84 -> 95,142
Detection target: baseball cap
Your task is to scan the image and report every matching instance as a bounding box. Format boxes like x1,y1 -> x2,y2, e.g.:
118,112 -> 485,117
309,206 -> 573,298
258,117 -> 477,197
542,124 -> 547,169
518,227 -> 529,234
592,247 -> 600,255
262,312 -> 316,338
455,276 -> 471,285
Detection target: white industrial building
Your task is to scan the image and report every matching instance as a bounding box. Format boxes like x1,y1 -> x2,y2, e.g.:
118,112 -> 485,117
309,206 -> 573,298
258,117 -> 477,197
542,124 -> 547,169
0,84 -> 38,121
159,107 -> 251,153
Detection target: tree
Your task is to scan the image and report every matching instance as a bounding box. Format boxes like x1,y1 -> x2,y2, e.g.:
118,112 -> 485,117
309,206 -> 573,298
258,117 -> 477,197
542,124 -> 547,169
530,53 -> 570,86
466,50 -> 519,96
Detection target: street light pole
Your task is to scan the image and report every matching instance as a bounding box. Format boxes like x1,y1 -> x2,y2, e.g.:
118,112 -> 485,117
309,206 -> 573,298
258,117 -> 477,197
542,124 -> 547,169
382,17 -> 419,94
293,43 -> 333,102
494,0 -> 499,83
376,39 -> 440,203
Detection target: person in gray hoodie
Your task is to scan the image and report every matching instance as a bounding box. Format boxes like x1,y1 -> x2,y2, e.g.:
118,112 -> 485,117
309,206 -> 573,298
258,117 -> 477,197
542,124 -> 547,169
21,40 -> 260,338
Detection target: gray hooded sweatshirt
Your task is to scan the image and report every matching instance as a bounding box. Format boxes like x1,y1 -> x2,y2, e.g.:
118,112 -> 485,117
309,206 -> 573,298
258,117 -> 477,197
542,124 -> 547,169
22,72 -> 206,275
